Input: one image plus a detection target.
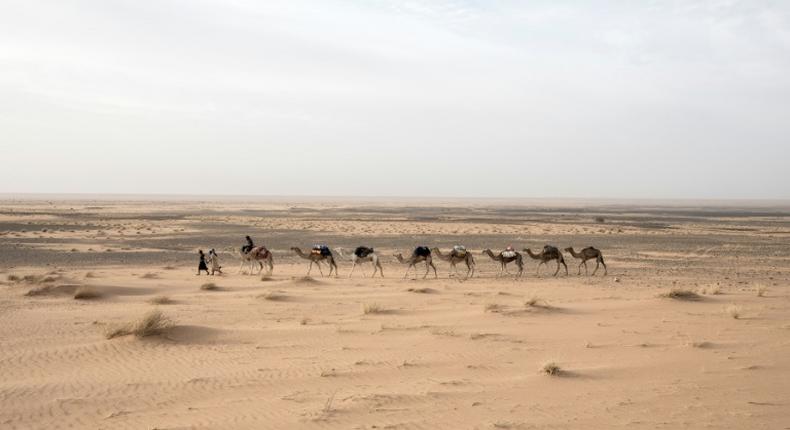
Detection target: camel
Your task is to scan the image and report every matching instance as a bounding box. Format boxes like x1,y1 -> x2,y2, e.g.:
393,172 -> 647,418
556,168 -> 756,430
291,246 -> 338,277
565,247 -> 607,276
394,247 -> 437,279
334,247 -> 384,278
432,247 -> 475,278
481,249 -> 524,276
236,246 -> 273,276
523,245 -> 568,277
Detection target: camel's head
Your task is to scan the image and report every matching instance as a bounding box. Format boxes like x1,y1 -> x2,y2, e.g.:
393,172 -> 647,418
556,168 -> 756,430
289,247 -> 299,252
481,249 -> 490,254
564,247 -> 573,253
523,248 -> 531,253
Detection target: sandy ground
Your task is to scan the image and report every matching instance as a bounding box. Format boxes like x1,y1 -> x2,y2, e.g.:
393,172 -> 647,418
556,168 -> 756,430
1,198 -> 789,429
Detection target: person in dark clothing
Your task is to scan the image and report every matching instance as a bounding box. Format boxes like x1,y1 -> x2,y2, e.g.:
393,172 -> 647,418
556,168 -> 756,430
197,249 -> 209,275
242,236 -> 254,254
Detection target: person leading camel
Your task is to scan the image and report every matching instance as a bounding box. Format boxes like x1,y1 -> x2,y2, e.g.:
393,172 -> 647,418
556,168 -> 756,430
197,249 -> 210,275
207,248 -> 222,275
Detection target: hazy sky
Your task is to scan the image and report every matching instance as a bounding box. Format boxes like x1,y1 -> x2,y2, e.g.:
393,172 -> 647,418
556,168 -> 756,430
2,1 -> 789,199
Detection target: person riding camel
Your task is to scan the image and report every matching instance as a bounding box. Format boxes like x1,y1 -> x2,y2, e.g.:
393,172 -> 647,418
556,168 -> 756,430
242,236 -> 254,254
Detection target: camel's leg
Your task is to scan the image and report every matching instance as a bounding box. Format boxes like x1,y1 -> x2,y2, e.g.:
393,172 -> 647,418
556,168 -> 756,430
583,260 -> 589,276
349,262 -> 356,278
332,260 -> 338,277
316,261 -> 325,277
238,259 -> 246,274
423,261 -> 430,279
536,261 -> 544,276
561,258 -> 568,275
427,261 -> 437,279
307,261 -> 313,276
256,260 -> 264,275
553,259 -> 561,276
377,261 -> 384,278
599,257 -> 607,276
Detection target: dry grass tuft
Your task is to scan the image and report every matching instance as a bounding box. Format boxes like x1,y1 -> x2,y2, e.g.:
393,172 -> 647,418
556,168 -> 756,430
258,291 -> 287,301
541,361 -> 562,376
484,303 -> 502,313
659,288 -> 701,301
725,304 -> 742,319
200,282 -> 219,291
407,287 -> 435,294
73,286 -> 102,300
105,310 -> 174,339
698,284 -> 721,295
524,296 -> 548,308
756,284 -> 768,297
363,303 -> 385,314
25,286 -> 51,296
148,295 -> 173,305
140,273 -> 159,279
689,340 -> 712,348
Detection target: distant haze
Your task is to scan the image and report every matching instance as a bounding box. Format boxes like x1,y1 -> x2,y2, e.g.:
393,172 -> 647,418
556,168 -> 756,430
2,1 -> 789,199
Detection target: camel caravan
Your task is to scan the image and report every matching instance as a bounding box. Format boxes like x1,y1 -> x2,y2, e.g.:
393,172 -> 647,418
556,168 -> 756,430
212,236 -> 607,280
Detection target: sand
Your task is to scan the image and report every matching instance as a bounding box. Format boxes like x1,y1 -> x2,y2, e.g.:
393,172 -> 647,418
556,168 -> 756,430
1,198 -> 789,429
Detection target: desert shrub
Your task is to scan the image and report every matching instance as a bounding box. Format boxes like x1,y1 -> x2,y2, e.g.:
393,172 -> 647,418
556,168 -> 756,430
659,288 -> 700,300
725,304 -> 742,319
200,282 -> 219,291
148,295 -> 173,305
105,310 -> 174,339
541,361 -> 562,376
363,303 -> 384,314
74,286 -> 102,300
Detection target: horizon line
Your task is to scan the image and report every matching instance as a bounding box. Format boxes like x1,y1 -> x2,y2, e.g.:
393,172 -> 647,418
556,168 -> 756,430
1,192 -> 790,207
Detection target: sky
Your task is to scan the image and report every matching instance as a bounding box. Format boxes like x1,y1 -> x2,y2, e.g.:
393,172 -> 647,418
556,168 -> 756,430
1,0 -> 789,199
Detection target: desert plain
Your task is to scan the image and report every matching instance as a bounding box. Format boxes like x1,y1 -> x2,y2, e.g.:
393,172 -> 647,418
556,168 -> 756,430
1,197 -> 789,429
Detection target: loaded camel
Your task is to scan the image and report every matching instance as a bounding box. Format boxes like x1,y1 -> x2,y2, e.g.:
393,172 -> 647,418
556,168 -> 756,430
481,248 -> 524,276
394,246 -> 438,279
432,246 -> 475,278
291,246 -> 338,277
524,245 -> 568,277
334,247 -> 384,278
236,246 -> 273,276
565,247 -> 607,276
